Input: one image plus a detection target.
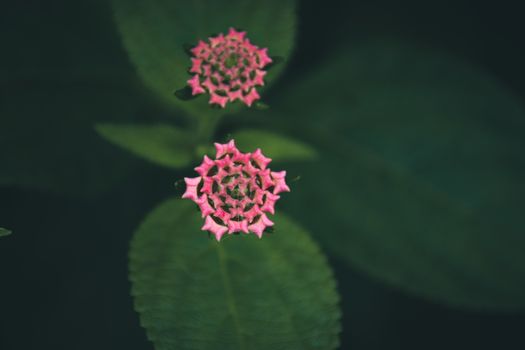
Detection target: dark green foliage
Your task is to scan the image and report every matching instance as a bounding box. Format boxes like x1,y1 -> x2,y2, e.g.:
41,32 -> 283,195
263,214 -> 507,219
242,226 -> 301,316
130,199 -> 341,350
0,228 -> 11,237
174,86 -> 199,101
266,56 -> 285,71
95,125 -> 317,169
233,129 -> 318,162
254,101 -> 271,110
270,41 -> 525,309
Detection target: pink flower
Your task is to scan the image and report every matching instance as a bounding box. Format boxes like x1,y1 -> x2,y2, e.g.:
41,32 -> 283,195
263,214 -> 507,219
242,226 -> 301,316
185,28 -> 272,108
182,140 -> 290,241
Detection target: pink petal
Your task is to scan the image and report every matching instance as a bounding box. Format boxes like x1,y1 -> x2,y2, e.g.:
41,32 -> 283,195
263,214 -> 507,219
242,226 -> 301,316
242,88 -> 260,107
212,168 -> 230,186
253,70 -> 266,86
243,39 -> 258,53
244,204 -> 262,222
195,195 -> 215,218
202,216 -> 228,241
191,40 -> 209,56
227,27 -> 246,41
194,155 -> 215,177
251,148 -> 272,169
209,93 -> 228,108
257,48 -> 273,68
202,64 -> 212,76
258,169 -> 274,190
190,58 -> 202,74
249,214 -> 274,238
200,177 -> 215,195
187,75 -> 205,95
252,189 -> 265,205
261,192 -> 280,215
214,207 -> 231,221
181,176 -> 202,201
209,33 -> 225,47
228,219 -> 249,234
214,140 -> 237,158
271,171 -> 290,194
231,149 -> 251,164
202,78 -> 217,93
228,89 -> 244,102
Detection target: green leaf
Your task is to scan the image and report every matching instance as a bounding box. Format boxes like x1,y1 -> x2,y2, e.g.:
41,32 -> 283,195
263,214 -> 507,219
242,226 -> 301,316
0,228 -> 12,237
112,0 -> 297,118
233,129 -> 318,162
130,198 -> 341,350
95,123 -> 193,169
273,41 -> 525,309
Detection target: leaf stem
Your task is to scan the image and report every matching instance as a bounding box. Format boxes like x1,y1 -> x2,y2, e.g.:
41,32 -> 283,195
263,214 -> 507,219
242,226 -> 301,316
194,113 -> 221,148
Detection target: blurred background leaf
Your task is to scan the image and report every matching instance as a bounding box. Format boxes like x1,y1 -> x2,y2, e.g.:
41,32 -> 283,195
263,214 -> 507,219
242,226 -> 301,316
233,129 -> 318,162
130,198 -> 341,350
0,228 -> 11,237
265,40 -> 525,310
96,123 -> 194,169
112,0 -> 297,118
0,88 -> 155,196
0,1 -> 187,196
0,0 -> 178,197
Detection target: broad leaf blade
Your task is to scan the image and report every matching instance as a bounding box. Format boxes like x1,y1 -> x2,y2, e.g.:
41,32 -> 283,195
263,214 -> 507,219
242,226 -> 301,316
130,198 -> 341,350
96,123 -> 193,169
272,41 -> 525,309
233,129 -> 318,162
112,0 -> 297,118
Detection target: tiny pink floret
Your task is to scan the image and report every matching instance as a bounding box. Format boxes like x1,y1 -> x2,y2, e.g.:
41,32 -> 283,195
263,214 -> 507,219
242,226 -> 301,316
186,28 -> 272,108
181,140 -> 289,241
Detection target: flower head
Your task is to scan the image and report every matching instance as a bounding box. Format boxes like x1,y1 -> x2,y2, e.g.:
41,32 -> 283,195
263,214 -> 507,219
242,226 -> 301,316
182,140 -> 290,241
186,28 -> 272,108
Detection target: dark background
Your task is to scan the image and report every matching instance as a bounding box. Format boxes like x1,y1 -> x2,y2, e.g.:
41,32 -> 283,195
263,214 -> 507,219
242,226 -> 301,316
1,1 -> 524,349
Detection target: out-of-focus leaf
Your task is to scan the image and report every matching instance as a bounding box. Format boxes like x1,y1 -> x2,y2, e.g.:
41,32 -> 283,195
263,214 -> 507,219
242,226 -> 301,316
272,41 -> 525,310
0,228 -> 11,237
112,0 -> 297,118
96,123 -> 193,169
0,0 -> 169,196
0,87 -> 153,196
233,129 -> 318,162
1,1 -> 132,83
130,198 -> 341,350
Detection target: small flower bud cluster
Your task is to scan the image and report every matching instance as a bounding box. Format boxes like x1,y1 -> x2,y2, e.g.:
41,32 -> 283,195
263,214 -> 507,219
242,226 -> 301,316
183,140 -> 289,240
187,28 -> 272,108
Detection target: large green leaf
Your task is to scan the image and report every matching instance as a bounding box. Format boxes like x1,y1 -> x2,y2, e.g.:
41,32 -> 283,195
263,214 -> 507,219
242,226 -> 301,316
130,198 -> 341,350
112,0 -> 297,118
233,129 -> 318,162
95,123 -> 194,169
271,41 -> 525,309
0,228 -> 11,237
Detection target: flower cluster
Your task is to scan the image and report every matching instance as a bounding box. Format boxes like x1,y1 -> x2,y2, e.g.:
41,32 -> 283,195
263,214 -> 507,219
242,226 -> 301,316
186,28 -> 272,108
182,140 -> 289,241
